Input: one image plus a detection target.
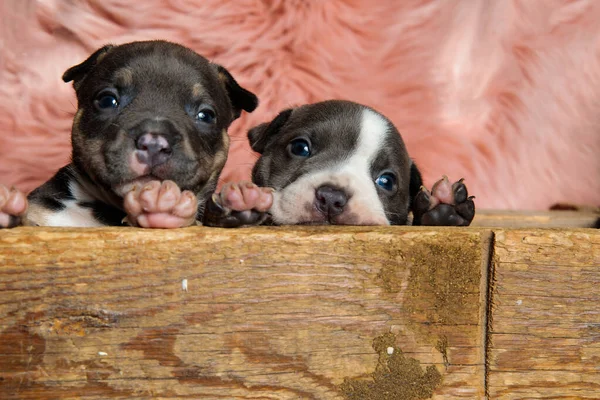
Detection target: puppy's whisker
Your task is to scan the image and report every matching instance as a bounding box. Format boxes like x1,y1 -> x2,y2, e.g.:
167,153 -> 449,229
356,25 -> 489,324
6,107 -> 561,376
59,108 -> 76,117
63,101 -> 77,113
245,153 -> 260,160
384,211 -> 403,218
278,173 -> 300,191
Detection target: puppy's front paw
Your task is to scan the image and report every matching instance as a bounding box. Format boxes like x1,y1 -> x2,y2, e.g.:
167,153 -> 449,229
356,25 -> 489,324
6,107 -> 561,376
204,181 -> 273,228
413,176 -> 475,226
218,181 -> 273,213
124,180 -> 198,228
0,184 -> 28,229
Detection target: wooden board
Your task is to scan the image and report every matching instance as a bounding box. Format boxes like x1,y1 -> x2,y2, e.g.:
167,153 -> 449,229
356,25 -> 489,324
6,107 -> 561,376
487,229 -> 600,399
0,226 -> 490,399
472,210 -> 599,228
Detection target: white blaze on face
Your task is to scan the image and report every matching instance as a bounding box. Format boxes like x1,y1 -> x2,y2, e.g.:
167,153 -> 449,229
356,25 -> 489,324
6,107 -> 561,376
270,108 -> 391,225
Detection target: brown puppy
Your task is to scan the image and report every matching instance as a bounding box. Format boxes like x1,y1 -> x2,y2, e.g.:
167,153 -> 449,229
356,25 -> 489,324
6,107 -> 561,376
0,40 -> 257,228
204,100 -> 475,227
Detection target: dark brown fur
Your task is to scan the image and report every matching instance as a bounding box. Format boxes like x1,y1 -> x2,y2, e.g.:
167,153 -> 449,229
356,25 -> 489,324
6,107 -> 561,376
26,40 -> 257,226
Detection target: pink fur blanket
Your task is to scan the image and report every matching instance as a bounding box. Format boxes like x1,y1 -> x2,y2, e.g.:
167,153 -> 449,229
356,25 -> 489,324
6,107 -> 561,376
1,0 -> 599,210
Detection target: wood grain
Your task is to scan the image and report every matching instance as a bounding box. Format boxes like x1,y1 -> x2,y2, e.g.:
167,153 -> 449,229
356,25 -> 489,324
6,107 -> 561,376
487,229 -> 600,399
472,210 -> 599,228
0,226 -> 489,399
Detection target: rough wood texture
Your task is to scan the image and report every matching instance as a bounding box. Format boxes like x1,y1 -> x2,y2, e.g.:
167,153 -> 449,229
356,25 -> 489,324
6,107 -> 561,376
0,226 -> 489,399
487,229 -> 600,399
472,210 -> 599,228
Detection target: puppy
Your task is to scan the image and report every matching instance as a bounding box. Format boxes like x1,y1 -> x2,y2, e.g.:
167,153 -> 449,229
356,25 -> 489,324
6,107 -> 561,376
204,100 -> 474,227
0,40 -> 257,229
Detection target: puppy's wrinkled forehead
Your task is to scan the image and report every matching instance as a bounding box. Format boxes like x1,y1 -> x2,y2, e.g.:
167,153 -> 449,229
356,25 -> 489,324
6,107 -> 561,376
288,102 -> 363,158
79,42 -> 228,114
287,101 -> 398,167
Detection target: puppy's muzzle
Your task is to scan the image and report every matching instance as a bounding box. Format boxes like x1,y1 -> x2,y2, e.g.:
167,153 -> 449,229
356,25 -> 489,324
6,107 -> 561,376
315,185 -> 348,217
131,119 -> 181,169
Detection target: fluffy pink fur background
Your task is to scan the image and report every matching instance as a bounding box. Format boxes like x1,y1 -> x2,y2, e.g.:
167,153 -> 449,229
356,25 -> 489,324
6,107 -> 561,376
1,0 -> 599,210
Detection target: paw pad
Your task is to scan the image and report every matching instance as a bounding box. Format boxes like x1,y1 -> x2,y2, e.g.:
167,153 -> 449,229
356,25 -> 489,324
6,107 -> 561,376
413,177 -> 475,226
203,181 -> 273,228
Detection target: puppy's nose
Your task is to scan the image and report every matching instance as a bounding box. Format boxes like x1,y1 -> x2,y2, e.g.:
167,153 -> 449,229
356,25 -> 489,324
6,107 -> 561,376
315,185 -> 348,217
136,134 -> 172,167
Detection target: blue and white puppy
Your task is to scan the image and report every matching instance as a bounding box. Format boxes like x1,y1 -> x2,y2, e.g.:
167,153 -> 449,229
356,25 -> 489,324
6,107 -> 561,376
205,100 -> 475,227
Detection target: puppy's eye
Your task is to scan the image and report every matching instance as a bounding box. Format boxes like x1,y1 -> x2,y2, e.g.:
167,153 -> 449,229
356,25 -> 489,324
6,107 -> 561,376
197,108 -> 216,124
95,93 -> 119,110
375,173 -> 396,191
288,138 -> 311,157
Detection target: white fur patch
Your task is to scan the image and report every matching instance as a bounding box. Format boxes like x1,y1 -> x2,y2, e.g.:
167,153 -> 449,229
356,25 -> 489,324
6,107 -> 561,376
270,108 -> 391,225
44,181 -> 105,227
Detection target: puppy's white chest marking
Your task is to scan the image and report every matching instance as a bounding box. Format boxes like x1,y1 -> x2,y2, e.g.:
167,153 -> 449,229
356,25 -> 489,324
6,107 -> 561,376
45,181 -> 105,228
45,201 -> 105,227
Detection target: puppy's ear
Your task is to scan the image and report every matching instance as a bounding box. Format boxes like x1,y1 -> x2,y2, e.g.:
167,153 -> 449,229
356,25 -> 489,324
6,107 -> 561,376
247,108 -> 293,154
408,161 -> 423,212
214,64 -> 259,120
62,44 -> 114,89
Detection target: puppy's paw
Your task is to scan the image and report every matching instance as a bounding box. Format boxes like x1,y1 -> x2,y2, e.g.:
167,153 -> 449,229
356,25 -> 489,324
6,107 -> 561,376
413,176 -> 475,226
124,180 -> 198,228
218,181 -> 273,212
203,181 -> 273,228
0,184 -> 28,228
